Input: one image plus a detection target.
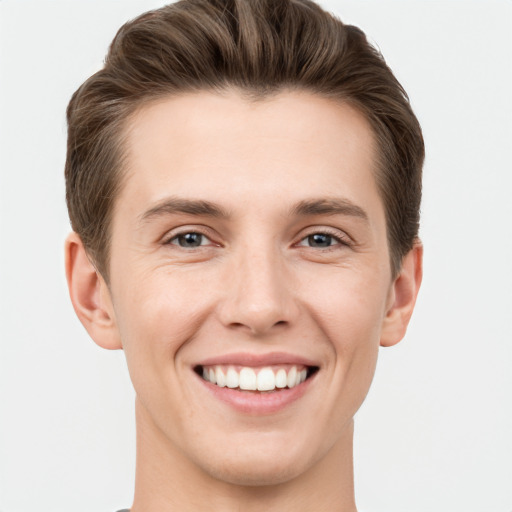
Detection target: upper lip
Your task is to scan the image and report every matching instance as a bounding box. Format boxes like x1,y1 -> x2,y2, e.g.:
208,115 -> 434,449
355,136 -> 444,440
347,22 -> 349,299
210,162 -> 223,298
195,351 -> 319,368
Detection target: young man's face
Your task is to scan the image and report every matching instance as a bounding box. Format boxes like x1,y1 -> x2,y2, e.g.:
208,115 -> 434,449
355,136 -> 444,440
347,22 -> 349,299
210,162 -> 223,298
97,90 -> 408,485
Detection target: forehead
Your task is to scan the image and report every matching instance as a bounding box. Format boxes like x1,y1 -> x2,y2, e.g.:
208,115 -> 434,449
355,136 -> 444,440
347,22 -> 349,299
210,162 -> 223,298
118,89 -> 382,221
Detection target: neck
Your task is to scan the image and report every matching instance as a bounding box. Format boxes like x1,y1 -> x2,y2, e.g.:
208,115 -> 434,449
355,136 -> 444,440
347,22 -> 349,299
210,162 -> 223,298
131,398 -> 357,512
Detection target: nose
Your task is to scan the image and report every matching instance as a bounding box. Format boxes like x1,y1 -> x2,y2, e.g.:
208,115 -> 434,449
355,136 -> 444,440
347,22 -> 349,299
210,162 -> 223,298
217,245 -> 298,336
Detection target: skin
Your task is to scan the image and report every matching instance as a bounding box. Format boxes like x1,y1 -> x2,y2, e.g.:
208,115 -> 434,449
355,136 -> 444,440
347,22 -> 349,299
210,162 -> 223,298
66,90 -> 422,511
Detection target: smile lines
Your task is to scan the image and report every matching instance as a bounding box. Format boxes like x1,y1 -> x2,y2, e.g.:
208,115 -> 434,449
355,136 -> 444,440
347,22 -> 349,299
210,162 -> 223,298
197,365 -> 317,392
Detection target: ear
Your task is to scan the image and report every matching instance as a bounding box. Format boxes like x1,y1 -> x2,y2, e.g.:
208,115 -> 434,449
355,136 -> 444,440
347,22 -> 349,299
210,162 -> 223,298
380,242 -> 423,347
65,232 -> 122,350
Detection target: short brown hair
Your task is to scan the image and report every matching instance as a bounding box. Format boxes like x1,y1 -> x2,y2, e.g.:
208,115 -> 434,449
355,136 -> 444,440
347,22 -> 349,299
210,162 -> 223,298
65,0 -> 424,279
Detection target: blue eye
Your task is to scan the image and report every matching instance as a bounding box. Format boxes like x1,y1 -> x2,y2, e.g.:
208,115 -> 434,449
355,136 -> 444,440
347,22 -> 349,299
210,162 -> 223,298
306,233 -> 334,248
298,232 -> 347,248
170,232 -> 208,248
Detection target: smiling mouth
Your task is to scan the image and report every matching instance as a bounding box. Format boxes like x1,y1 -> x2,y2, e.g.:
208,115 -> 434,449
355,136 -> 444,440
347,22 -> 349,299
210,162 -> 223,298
194,364 -> 319,392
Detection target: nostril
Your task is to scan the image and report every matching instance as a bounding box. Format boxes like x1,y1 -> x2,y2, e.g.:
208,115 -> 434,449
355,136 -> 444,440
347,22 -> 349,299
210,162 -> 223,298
226,319 -> 288,335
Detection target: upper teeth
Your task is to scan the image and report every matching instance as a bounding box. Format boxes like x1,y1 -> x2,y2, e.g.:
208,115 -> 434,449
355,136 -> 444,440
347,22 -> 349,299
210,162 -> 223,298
201,365 -> 308,391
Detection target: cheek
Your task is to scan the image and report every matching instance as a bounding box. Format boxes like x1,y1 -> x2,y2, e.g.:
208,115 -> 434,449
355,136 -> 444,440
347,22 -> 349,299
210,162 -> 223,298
114,265 -> 210,340
111,271 -> 212,393
308,266 -> 389,347
306,269 -> 388,415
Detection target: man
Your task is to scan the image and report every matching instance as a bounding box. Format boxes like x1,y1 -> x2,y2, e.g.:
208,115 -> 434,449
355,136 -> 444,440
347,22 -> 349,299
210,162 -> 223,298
64,0 -> 423,510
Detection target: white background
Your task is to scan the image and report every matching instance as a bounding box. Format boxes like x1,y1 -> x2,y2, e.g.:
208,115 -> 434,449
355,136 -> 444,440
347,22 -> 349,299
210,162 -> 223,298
0,1 -> 510,511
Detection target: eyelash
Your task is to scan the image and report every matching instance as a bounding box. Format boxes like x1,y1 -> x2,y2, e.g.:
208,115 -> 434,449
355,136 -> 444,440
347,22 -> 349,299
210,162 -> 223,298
295,228 -> 351,250
164,230 -> 215,248
163,227 -> 351,250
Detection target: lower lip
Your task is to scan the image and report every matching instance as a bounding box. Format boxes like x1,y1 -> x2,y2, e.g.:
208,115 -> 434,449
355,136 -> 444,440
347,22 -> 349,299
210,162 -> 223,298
196,372 -> 316,415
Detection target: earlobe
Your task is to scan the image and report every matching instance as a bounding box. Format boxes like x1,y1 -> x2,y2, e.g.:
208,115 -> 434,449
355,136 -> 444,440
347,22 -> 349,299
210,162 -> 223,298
65,232 -> 122,350
380,242 -> 423,347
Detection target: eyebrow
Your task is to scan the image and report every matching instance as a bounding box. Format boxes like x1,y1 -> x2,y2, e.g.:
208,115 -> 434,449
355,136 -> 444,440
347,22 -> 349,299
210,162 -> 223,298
139,197 -> 231,223
139,196 -> 368,224
290,198 -> 369,223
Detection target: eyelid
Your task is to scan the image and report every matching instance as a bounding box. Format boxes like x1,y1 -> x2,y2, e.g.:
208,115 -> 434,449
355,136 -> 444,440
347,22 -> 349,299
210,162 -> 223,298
159,224 -> 353,248
161,225 -> 220,246
295,226 -> 353,248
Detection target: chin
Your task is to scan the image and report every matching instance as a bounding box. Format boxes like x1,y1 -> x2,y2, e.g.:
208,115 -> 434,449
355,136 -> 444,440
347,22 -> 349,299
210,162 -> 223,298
191,434 -> 320,487
204,456 -> 307,487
